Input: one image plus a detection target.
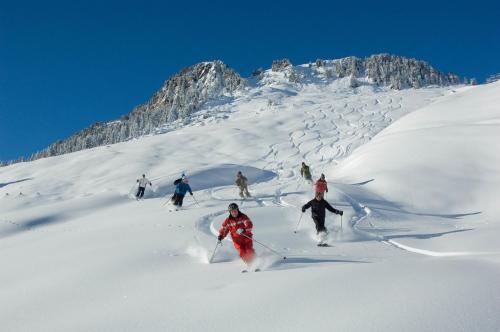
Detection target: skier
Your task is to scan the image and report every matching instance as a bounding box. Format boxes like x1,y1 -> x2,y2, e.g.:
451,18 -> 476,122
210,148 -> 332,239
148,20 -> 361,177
218,203 -> 255,264
235,171 -> 251,198
314,173 -> 328,195
300,162 -> 312,183
136,174 -> 152,199
169,173 -> 186,203
302,192 -> 343,246
172,176 -> 193,209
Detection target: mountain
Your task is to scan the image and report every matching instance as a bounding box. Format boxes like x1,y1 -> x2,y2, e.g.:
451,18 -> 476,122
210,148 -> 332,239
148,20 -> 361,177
18,54 -> 461,163
28,60 -> 245,161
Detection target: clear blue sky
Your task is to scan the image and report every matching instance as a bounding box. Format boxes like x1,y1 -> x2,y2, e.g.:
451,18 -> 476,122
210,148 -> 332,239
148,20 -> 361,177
1,0 -> 499,161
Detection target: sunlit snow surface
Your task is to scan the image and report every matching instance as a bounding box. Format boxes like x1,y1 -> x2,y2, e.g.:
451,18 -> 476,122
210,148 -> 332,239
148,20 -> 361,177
1,79 -> 500,331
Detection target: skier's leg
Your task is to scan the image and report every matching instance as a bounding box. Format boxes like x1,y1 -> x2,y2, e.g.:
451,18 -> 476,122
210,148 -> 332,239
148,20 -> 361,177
241,239 -> 255,263
233,240 -> 243,259
244,185 -> 251,197
139,187 -> 145,198
313,217 -> 326,233
136,187 -> 141,198
239,187 -> 244,198
178,194 -> 185,207
235,238 -> 255,264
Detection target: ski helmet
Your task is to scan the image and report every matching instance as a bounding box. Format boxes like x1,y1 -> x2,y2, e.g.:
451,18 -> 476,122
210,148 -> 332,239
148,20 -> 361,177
228,203 -> 239,211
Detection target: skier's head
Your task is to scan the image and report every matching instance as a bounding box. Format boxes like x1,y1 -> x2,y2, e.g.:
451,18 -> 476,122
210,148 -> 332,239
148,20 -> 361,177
237,171 -> 242,176
320,173 -> 325,180
228,202 -> 239,217
302,162 -> 305,166
315,192 -> 323,200
182,177 -> 189,183
142,174 -> 145,177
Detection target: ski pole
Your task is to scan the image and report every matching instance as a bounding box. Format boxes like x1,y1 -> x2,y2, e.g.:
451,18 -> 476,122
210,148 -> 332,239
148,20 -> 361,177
162,195 -> 173,206
209,241 -> 221,264
294,212 -> 304,233
340,214 -> 343,232
240,233 -> 286,260
191,194 -> 201,207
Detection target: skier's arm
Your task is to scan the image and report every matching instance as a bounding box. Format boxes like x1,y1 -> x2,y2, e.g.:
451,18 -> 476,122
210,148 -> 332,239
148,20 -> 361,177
325,201 -> 342,215
218,219 -> 230,240
302,201 -> 312,212
242,217 -> 253,233
188,184 -> 193,195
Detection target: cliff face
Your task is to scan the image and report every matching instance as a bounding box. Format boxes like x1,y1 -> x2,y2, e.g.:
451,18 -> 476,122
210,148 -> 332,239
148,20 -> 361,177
31,61 -> 245,160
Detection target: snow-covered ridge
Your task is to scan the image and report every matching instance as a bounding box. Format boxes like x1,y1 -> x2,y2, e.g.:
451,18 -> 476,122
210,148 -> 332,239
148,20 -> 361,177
15,54 -> 461,164
263,54 -> 460,89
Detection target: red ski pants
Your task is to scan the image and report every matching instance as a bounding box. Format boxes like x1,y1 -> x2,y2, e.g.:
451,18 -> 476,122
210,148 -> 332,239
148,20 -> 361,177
232,237 -> 255,264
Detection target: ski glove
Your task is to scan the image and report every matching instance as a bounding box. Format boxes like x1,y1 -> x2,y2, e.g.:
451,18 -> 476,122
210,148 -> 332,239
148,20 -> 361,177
301,207 -> 306,213
339,210 -> 344,216
236,229 -> 245,235
218,235 -> 223,241
190,192 -> 193,196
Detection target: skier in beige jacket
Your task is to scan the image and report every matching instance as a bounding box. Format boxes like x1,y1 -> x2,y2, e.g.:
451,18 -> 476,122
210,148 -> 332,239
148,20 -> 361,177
235,171 -> 251,198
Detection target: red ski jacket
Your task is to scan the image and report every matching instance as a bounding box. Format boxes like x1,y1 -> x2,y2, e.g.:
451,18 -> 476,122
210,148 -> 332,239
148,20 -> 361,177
315,179 -> 328,193
219,212 -> 253,241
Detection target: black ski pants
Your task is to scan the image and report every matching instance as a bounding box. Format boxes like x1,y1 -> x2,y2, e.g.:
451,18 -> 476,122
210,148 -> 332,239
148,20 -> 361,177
312,216 -> 326,234
173,193 -> 185,206
136,186 -> 146,198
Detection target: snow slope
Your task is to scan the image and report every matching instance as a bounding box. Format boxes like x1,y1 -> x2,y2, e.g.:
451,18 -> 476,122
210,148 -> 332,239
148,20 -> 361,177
1,79 -> 500,332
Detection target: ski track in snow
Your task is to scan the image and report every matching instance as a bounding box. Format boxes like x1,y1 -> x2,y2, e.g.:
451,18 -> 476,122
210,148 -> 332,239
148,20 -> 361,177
193,87 -> 487,261
332,186 -> 487,257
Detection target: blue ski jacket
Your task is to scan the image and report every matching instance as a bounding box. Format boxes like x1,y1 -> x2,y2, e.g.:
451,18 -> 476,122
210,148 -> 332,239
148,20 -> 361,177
175,182 -> 193,196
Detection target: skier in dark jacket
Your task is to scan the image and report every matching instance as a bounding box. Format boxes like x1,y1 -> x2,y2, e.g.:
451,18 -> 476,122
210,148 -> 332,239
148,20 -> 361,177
302,192 -> 343,241
173,177 -> 193,208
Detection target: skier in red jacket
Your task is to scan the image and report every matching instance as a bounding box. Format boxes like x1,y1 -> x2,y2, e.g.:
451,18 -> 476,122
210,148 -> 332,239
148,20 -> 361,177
218,203 -> 255,264
315,173 -> 328,195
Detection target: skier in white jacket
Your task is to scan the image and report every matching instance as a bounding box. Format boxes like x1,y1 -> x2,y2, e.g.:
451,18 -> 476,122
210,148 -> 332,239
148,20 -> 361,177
136,174 -> 152,199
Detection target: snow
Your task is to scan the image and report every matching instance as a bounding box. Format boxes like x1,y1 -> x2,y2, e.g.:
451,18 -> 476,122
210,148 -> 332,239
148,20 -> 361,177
1,80 -> 500,331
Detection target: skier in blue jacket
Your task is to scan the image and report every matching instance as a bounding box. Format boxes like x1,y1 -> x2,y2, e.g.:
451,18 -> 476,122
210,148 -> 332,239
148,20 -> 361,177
173,177 -> 193,208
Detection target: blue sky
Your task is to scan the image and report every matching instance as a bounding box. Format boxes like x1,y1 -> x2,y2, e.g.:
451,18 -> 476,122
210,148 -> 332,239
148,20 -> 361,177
1,0 -> 499,161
